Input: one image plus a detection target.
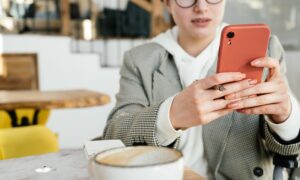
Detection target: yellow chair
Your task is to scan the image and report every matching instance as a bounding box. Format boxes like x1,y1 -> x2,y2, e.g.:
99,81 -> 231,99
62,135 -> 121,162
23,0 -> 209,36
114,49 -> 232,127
0,125 -> 59,160
0,109 -> 59,160
0,53 -> 59,159
0,109 -> 50,128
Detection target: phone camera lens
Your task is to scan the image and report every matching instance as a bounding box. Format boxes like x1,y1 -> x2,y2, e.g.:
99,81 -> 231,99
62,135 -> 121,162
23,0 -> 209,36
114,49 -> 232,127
227,32 -> 235,38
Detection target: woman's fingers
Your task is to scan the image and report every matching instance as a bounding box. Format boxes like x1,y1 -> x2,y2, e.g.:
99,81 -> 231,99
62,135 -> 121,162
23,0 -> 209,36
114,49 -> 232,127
225,81 -> 278,100
204,78 -> 258,100
197,99 -> 228,114
198,96 -> 250,115
196,72 -> 246,90
227,93 -> 287,110
251,57 -> 280,80
172,73 -> 246,128
237,103 -> 289,117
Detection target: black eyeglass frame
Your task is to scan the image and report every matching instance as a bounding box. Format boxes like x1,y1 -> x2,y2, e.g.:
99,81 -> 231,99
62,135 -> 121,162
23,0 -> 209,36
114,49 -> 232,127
175,0 -> 223,8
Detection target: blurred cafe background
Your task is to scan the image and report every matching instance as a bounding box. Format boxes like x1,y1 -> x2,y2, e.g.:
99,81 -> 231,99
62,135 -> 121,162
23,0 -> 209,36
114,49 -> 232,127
0,0 -> 299,157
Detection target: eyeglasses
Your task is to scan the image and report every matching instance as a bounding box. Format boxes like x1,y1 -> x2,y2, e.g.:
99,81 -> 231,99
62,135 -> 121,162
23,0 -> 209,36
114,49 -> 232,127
175,0 -> 223,8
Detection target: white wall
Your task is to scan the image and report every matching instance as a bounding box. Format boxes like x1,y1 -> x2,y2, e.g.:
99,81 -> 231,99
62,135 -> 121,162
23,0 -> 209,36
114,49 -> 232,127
0,34 -> 120,149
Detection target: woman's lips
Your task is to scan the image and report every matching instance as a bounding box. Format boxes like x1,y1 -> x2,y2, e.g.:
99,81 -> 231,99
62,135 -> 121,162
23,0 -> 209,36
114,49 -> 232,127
191,18 -> 211,27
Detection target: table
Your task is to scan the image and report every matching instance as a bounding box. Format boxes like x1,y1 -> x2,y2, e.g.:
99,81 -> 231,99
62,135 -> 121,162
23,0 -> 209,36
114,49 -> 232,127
0,89 -> 110,127
0,89 -> 110,110
0,150 -> 204,180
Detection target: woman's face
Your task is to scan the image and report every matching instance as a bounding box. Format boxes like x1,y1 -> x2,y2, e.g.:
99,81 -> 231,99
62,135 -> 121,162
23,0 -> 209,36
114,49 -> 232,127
164,0 -> 226,39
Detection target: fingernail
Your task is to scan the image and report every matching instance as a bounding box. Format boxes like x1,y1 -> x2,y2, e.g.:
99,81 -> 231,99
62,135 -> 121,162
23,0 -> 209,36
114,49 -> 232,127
248,79 -> 257,85
251,60 -> 262,66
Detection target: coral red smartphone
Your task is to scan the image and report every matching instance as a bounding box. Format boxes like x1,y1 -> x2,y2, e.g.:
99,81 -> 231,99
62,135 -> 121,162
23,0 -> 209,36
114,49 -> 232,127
217,24 -> 270,82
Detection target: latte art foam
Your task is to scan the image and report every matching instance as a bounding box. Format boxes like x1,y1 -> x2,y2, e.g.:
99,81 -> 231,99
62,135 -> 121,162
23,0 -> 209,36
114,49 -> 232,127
95,146 -> 182,167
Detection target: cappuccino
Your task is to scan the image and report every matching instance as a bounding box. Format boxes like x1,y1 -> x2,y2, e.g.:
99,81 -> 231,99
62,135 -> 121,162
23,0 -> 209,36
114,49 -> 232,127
95,146 -> 182,167
89,146 -> 184,180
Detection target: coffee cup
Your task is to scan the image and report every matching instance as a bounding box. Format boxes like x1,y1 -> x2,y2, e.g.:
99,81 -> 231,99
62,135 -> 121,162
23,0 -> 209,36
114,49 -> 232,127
89,146 -> 184,180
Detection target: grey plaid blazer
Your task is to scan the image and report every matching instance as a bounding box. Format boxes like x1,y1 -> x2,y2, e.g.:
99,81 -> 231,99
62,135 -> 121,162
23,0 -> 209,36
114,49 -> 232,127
102,35 -> 300,179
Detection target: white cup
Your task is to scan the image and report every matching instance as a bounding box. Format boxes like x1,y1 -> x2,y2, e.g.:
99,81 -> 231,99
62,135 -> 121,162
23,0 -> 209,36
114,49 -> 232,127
89,146 -> 184,180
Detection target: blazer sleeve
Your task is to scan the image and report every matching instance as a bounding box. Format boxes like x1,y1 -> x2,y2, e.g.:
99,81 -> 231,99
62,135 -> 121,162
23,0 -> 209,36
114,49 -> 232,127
102,50 -> 178,147
263,35 -> 300,156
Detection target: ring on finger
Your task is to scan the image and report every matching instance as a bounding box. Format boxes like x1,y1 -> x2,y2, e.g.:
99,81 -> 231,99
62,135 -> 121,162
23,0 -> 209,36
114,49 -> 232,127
213,85 -> 226,91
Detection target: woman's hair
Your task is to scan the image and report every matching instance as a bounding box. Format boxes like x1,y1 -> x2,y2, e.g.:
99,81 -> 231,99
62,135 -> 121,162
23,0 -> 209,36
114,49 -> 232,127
170,16 -> 176,27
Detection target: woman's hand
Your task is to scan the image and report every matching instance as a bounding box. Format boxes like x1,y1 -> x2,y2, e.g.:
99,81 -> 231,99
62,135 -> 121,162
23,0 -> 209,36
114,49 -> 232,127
170,72 -> 257,129
226,57 -> 291,124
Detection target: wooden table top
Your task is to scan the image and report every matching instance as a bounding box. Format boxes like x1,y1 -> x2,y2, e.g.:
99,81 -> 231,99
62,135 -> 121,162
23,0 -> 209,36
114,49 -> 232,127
0,89 -> 110,110
0,149 -> 204,180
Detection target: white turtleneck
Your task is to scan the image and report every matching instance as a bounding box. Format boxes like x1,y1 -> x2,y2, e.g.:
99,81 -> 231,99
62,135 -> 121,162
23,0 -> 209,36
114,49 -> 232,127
151,23 -> 300,178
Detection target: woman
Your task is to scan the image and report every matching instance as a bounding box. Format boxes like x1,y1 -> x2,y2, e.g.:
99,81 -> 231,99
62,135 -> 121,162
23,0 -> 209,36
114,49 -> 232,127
102,0 -> 300,179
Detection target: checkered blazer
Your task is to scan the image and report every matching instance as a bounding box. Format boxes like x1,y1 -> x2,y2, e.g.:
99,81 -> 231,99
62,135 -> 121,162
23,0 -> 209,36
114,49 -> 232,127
102,35 -> 300,179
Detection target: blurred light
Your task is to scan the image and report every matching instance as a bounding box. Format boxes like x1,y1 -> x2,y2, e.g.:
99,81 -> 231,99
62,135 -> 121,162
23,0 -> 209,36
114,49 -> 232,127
82,19 -> 93,40
285,21 -> 296,30
248,1 -> 264,10
0,35 -> 2,52
35,166 -> 54,173
2,0 -> 10,9
15,0 -> 34,5
285,7 -> 297,30
0,32 -> 5,77
0,17 -> 15,31
0,55 -> 7,78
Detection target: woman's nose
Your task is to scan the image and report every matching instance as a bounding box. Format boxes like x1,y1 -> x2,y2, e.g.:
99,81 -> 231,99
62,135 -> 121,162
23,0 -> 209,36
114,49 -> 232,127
194,0 -> 209,13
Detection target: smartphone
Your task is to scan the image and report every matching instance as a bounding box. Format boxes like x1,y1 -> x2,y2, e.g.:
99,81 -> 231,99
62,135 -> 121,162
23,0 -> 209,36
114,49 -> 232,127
217,24 -> 270,82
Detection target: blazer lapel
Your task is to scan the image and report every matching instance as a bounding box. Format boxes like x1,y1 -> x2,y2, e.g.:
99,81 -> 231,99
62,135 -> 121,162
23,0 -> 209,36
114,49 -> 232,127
152,55 -> 183,104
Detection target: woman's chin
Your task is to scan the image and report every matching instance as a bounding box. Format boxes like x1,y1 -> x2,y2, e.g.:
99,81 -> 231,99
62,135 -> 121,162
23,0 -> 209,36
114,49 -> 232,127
189,30 -> 215,40
184,25 -> 215,39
